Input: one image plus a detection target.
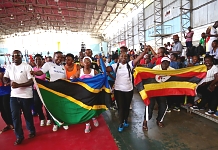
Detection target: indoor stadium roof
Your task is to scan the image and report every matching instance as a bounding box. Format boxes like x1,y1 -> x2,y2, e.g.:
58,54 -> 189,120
0,0 -> 144,38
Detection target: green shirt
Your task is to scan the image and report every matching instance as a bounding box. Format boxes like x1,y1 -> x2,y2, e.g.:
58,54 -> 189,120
199,38 -> 205,47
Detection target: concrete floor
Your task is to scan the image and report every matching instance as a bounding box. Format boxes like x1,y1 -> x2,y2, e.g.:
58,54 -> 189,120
103,90 -> 218,150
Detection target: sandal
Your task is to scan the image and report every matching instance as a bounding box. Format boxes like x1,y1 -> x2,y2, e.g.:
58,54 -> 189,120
142,121 -> 148,131
0,126 -> 11,134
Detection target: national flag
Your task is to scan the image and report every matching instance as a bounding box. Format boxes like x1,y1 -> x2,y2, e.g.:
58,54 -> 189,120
134,65 -> 207,106
34,57 -> 111,126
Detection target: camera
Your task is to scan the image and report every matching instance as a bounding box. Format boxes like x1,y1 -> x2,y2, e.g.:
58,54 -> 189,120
81,42 -> 86,52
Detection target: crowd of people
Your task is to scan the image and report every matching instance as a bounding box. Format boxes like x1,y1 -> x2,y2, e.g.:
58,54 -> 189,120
0,21 -> 218,145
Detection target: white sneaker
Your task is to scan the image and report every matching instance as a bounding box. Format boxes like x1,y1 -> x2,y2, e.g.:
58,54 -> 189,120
52,125 -> 58,132
92,118 -> 99,127
129,105 -> 132,110
40,120 -> 45,126
85,123 -> 91,133
63,125 -> 69,130
46,120 -> 51,126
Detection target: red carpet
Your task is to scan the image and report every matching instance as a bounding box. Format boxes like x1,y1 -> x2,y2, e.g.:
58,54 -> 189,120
0,114 -> 118,150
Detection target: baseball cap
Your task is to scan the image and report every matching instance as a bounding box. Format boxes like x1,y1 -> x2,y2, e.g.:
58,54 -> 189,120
161,57 -> 171,62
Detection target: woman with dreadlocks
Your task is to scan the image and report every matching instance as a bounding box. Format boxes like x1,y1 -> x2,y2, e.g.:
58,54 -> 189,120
106,46 -> 148,132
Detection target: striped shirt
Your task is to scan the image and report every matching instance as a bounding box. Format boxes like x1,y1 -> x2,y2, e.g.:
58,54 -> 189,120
186,31 -> 194,42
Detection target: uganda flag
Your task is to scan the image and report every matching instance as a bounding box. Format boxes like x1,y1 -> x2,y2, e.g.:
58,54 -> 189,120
134,65 -> 207,106
34,57 -> 111,126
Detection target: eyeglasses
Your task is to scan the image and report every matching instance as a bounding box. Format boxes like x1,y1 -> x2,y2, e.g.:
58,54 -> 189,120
11,54 -> 21,57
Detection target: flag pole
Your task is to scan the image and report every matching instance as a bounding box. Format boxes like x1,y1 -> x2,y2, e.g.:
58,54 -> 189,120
146,105 -> 148,121
32,77 -> 63,126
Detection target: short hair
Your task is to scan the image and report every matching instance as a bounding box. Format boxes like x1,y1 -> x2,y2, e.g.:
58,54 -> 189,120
192,55 -> 200,60
212,40 -> 218,45
204,55 -> 214,62
54,51 -> 63,55
171,53 -> 178,60
159,47 -> 167,54
120,46 -> 128,51
13,50 -> 22,55
34,54 -> 43,59
66,53 -> 74,60
112,54 -> 118,60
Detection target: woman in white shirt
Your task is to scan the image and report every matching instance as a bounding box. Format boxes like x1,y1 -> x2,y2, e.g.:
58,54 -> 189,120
72,56 -> 99,133
31,51 -> 68,132
106,47 -> 147,132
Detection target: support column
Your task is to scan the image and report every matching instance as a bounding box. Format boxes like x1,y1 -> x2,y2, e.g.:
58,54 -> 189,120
153,0 -> 163,49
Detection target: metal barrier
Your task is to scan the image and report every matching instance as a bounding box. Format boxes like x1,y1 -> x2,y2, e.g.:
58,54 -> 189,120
181,105 -> 218,124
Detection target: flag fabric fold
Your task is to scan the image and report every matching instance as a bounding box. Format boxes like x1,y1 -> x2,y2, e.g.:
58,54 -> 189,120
34,57 -> 111,126
134,65 -> 207,106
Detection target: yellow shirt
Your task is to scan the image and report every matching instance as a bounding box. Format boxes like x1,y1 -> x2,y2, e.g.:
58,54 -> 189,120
152,65 -> 175,70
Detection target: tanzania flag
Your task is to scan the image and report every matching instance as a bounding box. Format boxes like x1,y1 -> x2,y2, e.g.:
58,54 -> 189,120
34,57 -> 111,126
134,65 -> 207,106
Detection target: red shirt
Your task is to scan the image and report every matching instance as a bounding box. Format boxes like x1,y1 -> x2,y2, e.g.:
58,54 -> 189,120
156,57 -> 163,65
140,59 -> 146,65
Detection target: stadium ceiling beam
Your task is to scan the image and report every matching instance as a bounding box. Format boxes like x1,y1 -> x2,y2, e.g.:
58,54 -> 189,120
93,0 -> 119,32
97,0 -> 132,32
91,0 -> 109,32
8,1 -> 110,11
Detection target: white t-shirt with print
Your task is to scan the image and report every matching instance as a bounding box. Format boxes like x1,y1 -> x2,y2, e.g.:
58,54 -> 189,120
41,62 -> 66,82
4,62 -> 33,98
111,61 -> 133,92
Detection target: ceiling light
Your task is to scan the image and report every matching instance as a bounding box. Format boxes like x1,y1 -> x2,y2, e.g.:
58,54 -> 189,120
0,8 -> 2,11
20,21 -> 24,26
28,5 -> 33,11
62,16 -> 65,21
36,14 -> 40,20
58,8 -> 62,14
10,14 -> 14,19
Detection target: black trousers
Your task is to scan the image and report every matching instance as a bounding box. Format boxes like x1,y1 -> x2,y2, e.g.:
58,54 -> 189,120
108,80 -> 115,106
197,83 -> 218,111
114,90 -> 133,125
33,90 -> 51,120
0,94 -> 13,125
167,96 -> 183,108
144,97 -> 167,122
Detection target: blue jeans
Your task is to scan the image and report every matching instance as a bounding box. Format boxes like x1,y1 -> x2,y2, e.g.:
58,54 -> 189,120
10,97 -> 35,139
186,41 -> 192,48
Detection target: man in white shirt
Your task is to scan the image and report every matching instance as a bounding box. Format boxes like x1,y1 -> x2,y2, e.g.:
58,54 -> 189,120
3,50 -> 35,145
206,21 -> 218,54
170,35 -> 183,56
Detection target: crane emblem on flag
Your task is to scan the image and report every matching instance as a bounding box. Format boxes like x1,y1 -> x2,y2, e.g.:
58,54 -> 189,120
155,75 -> 171,83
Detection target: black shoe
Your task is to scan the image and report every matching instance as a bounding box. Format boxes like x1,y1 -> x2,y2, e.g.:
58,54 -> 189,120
28,133 -> 35,139
14,137 -> 24,145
